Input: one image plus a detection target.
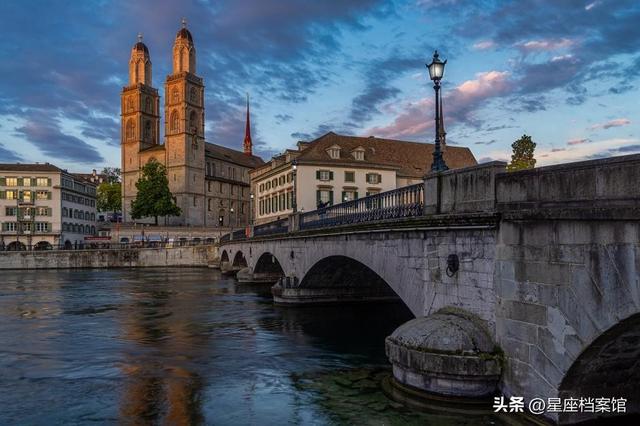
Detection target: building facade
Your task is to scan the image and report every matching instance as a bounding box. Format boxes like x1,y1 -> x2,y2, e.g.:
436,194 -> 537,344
0,163 -> 98,250
250,132 -> 477,224
121,25 -> 263,227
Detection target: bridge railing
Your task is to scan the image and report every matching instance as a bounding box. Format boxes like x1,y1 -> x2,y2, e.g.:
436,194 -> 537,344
254,218 -> 289,237
299,183 -> 424,230
231,229 -> 247,241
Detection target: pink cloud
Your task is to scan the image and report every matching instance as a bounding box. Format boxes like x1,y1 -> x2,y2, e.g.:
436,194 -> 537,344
364,71 -> 512,139
473,40 -> 495,50
589,118 -> 631,130
517,38 -> 574,51
567,138 -> 589,145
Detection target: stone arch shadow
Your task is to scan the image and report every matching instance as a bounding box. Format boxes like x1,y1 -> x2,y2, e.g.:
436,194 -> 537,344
232,251 -> 247,268
220,250 -> 229,263
558,312 -> 640,424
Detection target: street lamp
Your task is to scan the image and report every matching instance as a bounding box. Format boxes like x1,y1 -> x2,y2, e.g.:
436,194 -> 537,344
230,207 -> 235,228
291,159 -> 298,213
427,50 -> 448,172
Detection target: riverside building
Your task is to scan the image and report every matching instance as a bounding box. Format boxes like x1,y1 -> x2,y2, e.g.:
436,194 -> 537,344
0,163 -> 98,250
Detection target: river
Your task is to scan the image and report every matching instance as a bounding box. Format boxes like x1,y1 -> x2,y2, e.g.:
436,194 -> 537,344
0,268 -> 505,425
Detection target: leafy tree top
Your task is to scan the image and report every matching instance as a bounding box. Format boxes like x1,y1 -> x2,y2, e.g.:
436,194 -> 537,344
506,134 -> 537,172
130,159 -> 181,223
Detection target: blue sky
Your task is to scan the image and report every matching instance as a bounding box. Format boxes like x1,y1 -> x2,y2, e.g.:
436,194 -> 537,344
0,0 -> 638,171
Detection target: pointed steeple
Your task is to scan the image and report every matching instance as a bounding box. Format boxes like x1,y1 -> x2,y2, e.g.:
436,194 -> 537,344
243,93 -> 253,156
438,94 -> 446,151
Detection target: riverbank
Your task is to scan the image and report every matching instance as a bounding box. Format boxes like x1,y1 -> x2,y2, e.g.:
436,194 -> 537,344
0,245 -> 219,269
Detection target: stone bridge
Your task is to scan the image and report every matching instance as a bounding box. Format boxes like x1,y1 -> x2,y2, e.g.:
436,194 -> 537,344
220,155 -> 640,424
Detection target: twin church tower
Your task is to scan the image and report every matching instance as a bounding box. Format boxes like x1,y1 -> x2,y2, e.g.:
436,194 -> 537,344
121,21 -> 261,226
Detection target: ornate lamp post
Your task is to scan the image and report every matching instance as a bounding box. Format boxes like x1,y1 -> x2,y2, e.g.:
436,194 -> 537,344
292,160 -> 298,213
427,50 -> 448,172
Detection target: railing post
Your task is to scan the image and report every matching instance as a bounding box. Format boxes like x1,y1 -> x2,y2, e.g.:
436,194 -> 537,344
289,213 -> 300,232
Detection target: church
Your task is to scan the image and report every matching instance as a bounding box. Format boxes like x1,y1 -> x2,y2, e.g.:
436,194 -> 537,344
121,21 -> 264,227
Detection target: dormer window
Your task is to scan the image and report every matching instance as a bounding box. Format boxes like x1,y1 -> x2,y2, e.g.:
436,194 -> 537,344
352,146 -> 365,161
326,145 -> 341,159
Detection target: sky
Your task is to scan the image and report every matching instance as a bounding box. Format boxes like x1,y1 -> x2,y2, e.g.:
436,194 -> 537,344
0,0 -> 639,172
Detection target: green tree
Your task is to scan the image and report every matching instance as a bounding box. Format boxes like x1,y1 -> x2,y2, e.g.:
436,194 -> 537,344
506,134 -> 537,172
101,167 -> 121,184
97,181 -> 121,213
130,159 -> 181,225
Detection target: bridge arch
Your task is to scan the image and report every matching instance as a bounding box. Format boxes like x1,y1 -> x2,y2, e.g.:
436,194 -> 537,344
220,250 -> 229,263
254,252 -> 285,277
558,313 -> 640,423
232,251 -> 247,268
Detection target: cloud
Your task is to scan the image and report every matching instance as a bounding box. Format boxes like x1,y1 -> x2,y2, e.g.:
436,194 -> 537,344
0,144 -> 23,162
365,70 -> 512,139
13,116 -> 104,164
567,138 -> 589,145
589,118 -> 631,130
585,1 -> 600,11
474,139 -> 497,145
516,38 -> 574,52
275,113 -> 293,123
473,40 -> 495,50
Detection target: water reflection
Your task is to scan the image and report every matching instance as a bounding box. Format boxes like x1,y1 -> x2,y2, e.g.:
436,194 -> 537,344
0,268 -> 503,425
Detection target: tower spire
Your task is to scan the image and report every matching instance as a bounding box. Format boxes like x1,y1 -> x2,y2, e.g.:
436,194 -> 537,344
243,93 -> 253,156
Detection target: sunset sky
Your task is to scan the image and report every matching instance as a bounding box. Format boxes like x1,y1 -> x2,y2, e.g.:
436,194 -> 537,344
0,0 -> 638,171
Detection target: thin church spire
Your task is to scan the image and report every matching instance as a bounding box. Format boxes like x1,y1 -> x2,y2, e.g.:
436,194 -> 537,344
243,93 -> 253,156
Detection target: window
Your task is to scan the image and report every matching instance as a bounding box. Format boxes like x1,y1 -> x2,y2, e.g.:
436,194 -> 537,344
6,178 -> 17,186
272,178 -> 277,188
208,198 -> 212,211
259,184 -> 264,192
145,97 -> 151,113
36,177 -> 49,186
36,222 -> 49,232
23,177 -> 31,186
266,181 -> 271,190
287,173 -> 292,183
366,173 -> 382,184
316,170 -> 333,181
231,185 -> 235,195
36,207 -> 49,216
144,120 -> 151,141
126,119 -> 135,140
279,176 -> 285,185
286,191 -> 293,209
2,222 -> 17,231
36,191 -> 49,200
22,190 -> 32,202
189,111 -> 197,132
172,88 -> 180,103
206,162 -> 211,176
219,182 -> 224,193
344,171 -> 355,182
316,189 -> 333,207
326,146 -> 341,159
352,149 -> 365,161
170,111 -> 179,132
279,193 -> 285,211
190,87 -> 198,104
5,207 -> 17,216
341,190 -> 358,202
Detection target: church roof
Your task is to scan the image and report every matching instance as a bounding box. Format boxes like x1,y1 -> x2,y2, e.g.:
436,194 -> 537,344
133,41 -> 149,55
176,28 -> 194,44
295,132 -> 477,178
205,143 -> 264,169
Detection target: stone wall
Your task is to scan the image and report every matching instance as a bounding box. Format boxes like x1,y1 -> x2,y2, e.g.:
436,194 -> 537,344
0,245 -> 218,269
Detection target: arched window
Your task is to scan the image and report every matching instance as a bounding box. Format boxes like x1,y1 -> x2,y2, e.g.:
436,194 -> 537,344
170,111 -> 179,132
144,120 -> 151,141
145,97 -> 151,113
189,111 -> 197,133
126,119 -> 135,140
172,88 -> 179,103
127,97 -> 134,112
190,87 -> 197,104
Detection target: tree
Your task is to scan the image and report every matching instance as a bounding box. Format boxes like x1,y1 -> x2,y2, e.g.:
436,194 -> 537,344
506,134 -> 537,172
130,159 -> 181,225
101,167 -> 121,184
97,181 -> 121,213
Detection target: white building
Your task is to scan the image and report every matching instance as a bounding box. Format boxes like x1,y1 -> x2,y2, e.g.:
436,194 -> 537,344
0,163 -> 98,250
250,132 -> 477,224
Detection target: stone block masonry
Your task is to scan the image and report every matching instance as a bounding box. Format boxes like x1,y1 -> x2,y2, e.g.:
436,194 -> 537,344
0,245 -> 218,269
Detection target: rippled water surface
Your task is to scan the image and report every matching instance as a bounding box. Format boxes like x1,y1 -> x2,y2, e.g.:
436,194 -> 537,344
0,268 -> 505,425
